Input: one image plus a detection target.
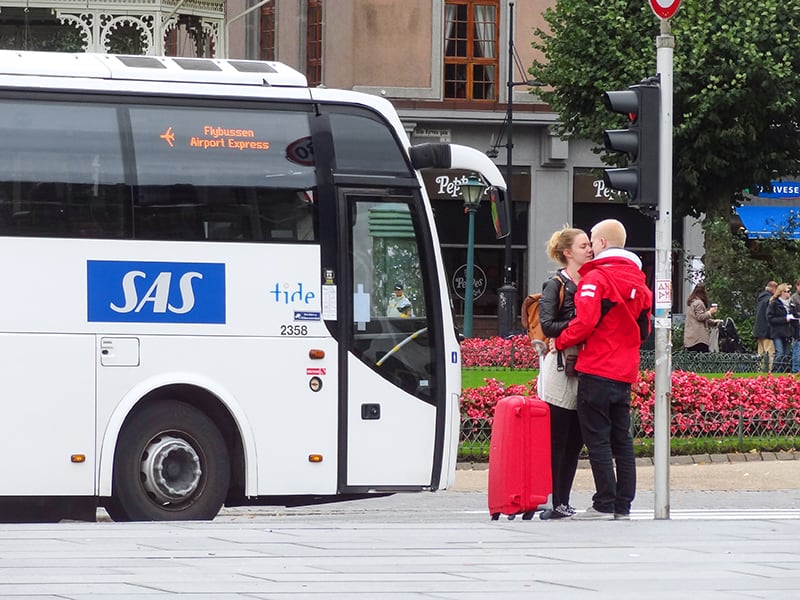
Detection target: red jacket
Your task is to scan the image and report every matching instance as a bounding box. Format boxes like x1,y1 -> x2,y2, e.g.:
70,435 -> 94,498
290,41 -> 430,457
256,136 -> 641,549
555,249 -> 652,383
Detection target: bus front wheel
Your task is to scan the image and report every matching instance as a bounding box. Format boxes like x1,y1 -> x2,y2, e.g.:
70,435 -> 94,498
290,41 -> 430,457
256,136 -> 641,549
105,401 -> 230,522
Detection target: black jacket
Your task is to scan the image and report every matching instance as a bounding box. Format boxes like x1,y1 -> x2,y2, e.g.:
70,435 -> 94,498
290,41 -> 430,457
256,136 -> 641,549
767,298 -> 793,339
753,290 -> 772,339
539,270 -> 577,338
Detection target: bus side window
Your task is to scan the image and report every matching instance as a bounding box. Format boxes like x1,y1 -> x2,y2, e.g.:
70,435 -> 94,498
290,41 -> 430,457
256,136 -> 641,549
202,204 -> 260,241
0,184 -> 10,233
134,185 -> 199,240
256,189 -> 317,242
23,182 -> 69,236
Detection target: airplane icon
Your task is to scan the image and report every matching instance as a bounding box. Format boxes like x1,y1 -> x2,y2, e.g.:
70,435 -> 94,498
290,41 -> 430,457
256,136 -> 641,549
160,126 -> 175,147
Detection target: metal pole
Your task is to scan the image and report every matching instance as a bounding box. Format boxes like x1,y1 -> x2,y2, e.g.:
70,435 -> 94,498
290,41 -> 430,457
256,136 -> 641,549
464,208 -> 477,338
497,0 -> 517,337
653,18 -> 675,520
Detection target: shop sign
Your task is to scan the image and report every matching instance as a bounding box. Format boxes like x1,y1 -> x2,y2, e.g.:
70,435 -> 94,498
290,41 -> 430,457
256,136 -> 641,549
413,127 -> 451,142
452,264 -> 487,301
422,168 -> 531,202
573,167 -> 625,204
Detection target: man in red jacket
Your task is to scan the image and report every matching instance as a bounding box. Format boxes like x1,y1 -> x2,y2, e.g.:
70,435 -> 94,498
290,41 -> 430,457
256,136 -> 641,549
554,219 -> 652,520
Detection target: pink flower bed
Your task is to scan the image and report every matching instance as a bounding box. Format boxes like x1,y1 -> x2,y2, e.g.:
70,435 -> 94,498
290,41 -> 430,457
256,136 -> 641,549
461,369 -> 800,436
460,378 -> 537,423
461,334 -> 539,369
461,335 -> 800,436
631,370 -> 800,436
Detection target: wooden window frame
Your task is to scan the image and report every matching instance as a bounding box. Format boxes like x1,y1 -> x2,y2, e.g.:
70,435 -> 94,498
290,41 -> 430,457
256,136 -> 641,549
443,0 -> 499,101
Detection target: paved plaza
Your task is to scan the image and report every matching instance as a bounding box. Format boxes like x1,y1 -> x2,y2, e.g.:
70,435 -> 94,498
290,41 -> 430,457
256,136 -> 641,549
0,458 -> 798,599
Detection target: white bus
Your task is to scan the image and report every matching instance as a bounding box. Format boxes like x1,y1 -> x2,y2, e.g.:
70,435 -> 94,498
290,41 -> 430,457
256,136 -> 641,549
0,50 -> 507,521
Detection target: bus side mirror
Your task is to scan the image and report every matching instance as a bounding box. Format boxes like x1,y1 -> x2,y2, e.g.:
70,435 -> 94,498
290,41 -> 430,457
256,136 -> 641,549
409,143 -> 451,169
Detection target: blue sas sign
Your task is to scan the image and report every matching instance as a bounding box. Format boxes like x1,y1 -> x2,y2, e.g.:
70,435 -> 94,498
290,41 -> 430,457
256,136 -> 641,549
87,260 -> 226,323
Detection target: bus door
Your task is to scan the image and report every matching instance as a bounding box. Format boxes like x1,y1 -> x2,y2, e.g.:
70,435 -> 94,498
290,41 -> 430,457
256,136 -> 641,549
339,191 -> 441,490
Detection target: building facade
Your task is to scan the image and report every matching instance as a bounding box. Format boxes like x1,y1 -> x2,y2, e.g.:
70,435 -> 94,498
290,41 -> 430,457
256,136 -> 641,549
0,0 -> 224,55
1,0 -> 692,335
231,0 -> 676,336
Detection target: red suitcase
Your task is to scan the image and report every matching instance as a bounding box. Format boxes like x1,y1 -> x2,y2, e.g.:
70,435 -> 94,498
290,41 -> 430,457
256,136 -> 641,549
488,395 -> 552,520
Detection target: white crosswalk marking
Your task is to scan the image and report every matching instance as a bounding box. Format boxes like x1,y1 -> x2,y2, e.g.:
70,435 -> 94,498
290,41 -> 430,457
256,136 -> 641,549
474,509 -> 800,520
629,509 -> 800,520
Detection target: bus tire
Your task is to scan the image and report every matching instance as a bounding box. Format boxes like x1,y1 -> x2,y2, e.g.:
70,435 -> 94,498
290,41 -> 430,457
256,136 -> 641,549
105,400 -> 230,522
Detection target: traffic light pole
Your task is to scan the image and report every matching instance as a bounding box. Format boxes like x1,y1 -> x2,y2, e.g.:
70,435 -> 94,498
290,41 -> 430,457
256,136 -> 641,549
602,20 -> 674,520
653,18 -> 675,521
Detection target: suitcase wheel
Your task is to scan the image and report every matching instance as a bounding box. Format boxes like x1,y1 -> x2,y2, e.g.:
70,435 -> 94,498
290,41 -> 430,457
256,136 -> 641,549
521,511 -> 535,520
507,514 -> 516,520
490,513 -> 500,521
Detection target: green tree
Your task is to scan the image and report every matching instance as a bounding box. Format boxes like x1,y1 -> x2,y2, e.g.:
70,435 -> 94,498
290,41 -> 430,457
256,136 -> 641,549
699,218 -> 771,318
530,0 -> 800,219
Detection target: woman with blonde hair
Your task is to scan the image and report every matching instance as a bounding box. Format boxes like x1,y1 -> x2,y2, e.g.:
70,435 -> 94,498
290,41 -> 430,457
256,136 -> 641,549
767,282 -> 796,366
537,226 -> 593,519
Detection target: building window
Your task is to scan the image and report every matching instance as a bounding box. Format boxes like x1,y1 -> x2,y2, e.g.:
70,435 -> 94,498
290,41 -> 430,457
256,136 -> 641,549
306,0 -> 323,87
444,1 -> 498,100
259,3 -> 276,61
164,28 -> 178,56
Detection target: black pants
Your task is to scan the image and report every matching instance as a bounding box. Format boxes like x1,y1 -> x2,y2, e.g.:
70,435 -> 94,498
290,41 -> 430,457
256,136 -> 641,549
548,403 -> 583,509
685,342 -> 709,353
576,373 -> 636,515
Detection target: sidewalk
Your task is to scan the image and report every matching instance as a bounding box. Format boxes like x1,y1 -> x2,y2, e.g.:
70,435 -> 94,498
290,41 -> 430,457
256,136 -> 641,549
453,451 -> 799,492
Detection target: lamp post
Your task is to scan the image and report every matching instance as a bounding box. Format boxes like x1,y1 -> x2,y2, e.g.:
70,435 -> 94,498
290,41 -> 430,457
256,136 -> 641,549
461,175 -> 487,339
497,0 -> 542,337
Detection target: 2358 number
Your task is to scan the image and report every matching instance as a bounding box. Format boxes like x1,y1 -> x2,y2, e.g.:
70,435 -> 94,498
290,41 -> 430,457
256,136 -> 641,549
280,324 -> 308,336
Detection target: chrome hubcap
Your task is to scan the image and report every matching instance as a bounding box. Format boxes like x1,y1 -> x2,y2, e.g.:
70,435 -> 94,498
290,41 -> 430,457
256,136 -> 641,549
141,435 -> 202,504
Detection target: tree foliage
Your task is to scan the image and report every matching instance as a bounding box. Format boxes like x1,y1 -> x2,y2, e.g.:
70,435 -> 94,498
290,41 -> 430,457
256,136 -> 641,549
699,218 -> 771,319
530,0 -> 800,219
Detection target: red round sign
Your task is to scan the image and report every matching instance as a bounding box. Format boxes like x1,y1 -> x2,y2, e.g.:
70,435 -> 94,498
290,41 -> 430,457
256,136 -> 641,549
649,0 -> 681,19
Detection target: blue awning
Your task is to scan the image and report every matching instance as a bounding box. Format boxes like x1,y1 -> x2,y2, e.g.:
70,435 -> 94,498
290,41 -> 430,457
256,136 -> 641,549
736,206 -> 800,239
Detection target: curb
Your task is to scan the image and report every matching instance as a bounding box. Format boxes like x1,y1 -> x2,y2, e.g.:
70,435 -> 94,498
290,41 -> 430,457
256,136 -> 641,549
456,451 -> 797,470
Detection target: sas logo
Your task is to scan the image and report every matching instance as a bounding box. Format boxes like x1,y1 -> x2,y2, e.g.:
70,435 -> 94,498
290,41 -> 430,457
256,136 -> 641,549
87,260 -> 225,324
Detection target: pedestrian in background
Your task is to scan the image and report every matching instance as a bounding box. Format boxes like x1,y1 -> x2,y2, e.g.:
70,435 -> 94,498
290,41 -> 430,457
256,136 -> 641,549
683,284 -> 721,353
767,283 -> 795,371
555,219 -> 652,521
537,227 -> 593,520
754,280 -> 778,371
789,278 -> 800,373
386,283 -> 413,317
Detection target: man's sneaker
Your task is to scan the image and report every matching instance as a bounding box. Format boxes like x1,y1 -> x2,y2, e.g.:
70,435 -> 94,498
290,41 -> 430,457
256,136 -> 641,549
614,513 -> 631,520
564,505 -> 577,516
573,506 -> 614,520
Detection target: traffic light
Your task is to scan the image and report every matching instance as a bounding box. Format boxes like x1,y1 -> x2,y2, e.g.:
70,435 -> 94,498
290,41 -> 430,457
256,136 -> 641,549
602,81 -> 660,216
